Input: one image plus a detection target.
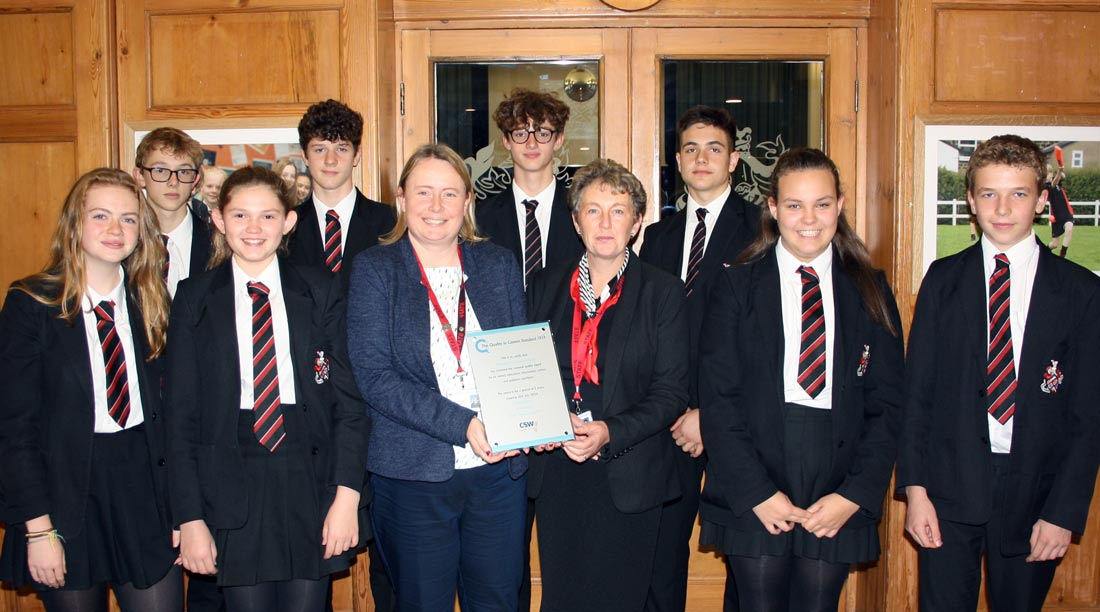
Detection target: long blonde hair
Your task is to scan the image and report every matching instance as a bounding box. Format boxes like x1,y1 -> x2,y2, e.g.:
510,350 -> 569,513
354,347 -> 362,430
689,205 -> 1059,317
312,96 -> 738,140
13,168 -> 171,358
381,143 -> 485,245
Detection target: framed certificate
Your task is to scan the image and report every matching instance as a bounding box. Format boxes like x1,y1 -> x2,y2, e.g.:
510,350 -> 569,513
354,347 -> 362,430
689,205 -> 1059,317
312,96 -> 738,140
467,323 -> 575,452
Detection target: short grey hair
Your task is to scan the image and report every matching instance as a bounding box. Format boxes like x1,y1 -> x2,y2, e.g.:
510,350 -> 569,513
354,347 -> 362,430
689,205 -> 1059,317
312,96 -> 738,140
568,158 -> 647,219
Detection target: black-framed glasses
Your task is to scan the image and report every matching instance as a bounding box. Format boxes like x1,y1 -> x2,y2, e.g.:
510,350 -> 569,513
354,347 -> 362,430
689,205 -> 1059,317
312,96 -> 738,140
139,166 -> 199,184
509,127 -> 558,145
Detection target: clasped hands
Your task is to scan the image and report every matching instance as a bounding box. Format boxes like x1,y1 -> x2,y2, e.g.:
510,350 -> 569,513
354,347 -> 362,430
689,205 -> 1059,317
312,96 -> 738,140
753,491 -> 859,538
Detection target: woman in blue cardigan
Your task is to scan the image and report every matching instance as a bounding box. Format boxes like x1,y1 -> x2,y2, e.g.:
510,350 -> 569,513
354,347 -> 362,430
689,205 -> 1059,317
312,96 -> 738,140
346,143 -> 527,612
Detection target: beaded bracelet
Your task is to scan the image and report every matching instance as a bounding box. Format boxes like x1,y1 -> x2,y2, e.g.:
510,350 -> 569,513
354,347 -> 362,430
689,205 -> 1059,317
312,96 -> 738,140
25,529 -> 65,549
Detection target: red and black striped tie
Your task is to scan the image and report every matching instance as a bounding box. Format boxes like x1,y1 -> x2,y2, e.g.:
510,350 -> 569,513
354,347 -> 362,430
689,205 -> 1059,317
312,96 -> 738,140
986,254 -> 1016,424
523,199 -> 543,282
94,300 -> 131,427
324,210 -> 343,273
684,208 -> 708,296
161,234 -> 170,284
249,282 -> 286,452
797,265 -> 827,398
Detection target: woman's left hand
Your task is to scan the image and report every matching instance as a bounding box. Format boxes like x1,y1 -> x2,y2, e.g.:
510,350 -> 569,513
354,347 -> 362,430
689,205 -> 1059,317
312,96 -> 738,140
562,413 -> 610,463
803,493 -> 860,538
322,486 -> 361,559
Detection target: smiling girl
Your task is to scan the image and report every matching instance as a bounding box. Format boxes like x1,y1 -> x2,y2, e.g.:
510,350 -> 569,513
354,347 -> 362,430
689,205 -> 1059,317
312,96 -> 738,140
698,148 -> 903,612
0,169 -> 179,611
167,166 -> 368,612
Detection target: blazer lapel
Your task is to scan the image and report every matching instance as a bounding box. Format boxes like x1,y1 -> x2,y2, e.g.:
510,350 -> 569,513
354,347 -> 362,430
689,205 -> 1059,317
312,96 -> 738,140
398,239 -> 437,381
57,306 -> 95,405
959,244 -> 989,379
124,289 -> 157,413
205,264 -> 243,422
756,251 -> 786,411
662,210 -> 688,274
699,197 -> 741,278
279,261 -> 314,391
346,190 -> 372,255
600,257 -> 641,413
295,198 -> 323,265
829,259 -> 859,415
1019,245 -> 1063,408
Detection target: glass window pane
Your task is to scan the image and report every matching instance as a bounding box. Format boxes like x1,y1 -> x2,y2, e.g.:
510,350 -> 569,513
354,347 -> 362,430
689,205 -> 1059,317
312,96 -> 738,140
660,60 -> 824,217
436,62 -> 600,201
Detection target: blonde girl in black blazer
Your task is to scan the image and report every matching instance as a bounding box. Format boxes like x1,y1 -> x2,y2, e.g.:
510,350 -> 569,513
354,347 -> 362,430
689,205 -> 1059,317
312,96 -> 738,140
698,149 -> 903,612
0,168 -> 179,611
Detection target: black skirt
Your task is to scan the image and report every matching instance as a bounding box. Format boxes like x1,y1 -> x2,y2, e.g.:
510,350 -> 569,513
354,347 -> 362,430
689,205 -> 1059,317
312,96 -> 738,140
535,453 -> 662,612
213,409 -> 361,586
700,403 -> 879,565
0,425 -> 177,590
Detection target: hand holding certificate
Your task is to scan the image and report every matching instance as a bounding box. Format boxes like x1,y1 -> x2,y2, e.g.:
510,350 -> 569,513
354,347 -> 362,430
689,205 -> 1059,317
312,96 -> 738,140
466,323 -> 575,452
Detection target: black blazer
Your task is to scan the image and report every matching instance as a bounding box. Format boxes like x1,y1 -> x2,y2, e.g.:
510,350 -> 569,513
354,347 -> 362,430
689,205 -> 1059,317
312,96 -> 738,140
287,189 -> 396,288
525,256 -> 690,514
166,260 -> 370,530
698,249 -> 904,532
189,198 -> 212,227
639,190 -> 759,405
475,179 -> 584,274
187,204 -> 213,274
898,241 -> 1100,553
0,283 -> 170,535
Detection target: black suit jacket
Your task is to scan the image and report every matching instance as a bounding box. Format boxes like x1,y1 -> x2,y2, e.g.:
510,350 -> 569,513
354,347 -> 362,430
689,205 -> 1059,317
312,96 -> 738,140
639,190 -> 759,405
190,198 -> 212,227
0,283 -> 170,535
475,179 -> 584,276
187,205 -> 213,274
166,259 -> 370,530
287,189 -> 396,289
698,249 -> 904,532
525,256 -> 690,514
898,241 -> 1100,553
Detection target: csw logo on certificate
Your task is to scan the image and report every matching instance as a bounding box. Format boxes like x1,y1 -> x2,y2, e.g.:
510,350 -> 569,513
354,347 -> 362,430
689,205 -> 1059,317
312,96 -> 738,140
467,322 -> 575,452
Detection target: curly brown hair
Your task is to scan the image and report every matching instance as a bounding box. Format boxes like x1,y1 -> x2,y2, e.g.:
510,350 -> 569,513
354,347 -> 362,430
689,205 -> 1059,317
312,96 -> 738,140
298,99 -> 364,152
965,134 -> 1045,194
492,89 -> 571,134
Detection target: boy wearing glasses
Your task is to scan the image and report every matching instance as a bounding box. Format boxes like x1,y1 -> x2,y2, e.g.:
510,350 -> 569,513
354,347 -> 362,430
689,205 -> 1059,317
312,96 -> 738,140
133,127 -> 212,299
476,88 -> 583,286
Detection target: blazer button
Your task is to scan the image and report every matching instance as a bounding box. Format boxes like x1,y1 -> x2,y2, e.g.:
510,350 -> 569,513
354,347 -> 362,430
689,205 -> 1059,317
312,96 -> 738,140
980,437 -> 989,445
157,458 -> 166,467
837,440 -> 845,448
978,388 -> 987,398
150,412 -> 157,420
311,447 -> 320,455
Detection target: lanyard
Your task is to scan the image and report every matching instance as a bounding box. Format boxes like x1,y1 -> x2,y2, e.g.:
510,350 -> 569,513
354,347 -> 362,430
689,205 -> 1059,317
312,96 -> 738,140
416,245 -> 467,376
568,267 -> 624,412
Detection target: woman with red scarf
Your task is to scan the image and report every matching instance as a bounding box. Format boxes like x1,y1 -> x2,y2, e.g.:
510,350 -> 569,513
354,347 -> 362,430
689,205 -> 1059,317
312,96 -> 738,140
525,158 -> 689,612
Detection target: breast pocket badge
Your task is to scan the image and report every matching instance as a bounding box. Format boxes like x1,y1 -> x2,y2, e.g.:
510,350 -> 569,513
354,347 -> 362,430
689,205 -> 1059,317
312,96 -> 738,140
856,344 -> 870,377
314,350 -> 331,385
1040,359 -> 1063,394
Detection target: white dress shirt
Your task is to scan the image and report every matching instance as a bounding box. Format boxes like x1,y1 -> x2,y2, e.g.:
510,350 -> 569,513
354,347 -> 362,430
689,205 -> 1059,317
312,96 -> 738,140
511,180 -> 556,278
981,232 -> 1040,453
777,241 -> 836,409
163,211 -> 194,298
81,267 -> 145,432
232,258 -> 297,409
679,185 -> 731,281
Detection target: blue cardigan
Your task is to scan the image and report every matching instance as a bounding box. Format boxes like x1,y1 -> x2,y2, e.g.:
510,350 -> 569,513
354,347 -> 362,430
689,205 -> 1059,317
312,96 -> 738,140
347,237 -> 528,482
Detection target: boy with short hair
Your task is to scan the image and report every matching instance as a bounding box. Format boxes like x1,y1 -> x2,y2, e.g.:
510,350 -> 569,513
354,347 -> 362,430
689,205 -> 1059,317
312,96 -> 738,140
476,88 -> 583,285
287,99 -> 394,286
899,134 -> 1100,612
638,105 -> 758,612
133,128 -> 212,298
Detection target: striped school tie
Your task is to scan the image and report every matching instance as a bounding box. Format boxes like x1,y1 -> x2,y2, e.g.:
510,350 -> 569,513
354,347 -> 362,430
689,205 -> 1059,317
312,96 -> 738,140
986,254 -> 1016,424
797,265 -> 827,398
523,199 -> 543,282
94,300 -> 131,427
248,282 -> 286,452
324,210 -> 343,273
684,208 -> 708,296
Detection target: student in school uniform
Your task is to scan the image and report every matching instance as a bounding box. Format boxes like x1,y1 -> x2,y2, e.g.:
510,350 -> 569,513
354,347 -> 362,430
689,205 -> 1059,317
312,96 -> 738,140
169,166 -> 370,612
475,88 -> 584,286
0,168 -> 180,611
287,99 -> 395,287
638,105 -> 759,612
133,128 -> 213,299
698,148 -> 904,612
898,135 -> 1100,612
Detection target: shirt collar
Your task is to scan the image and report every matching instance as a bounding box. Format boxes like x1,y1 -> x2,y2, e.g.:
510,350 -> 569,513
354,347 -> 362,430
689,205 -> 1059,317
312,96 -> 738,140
980,231 -> 1039,274
686,184 -> 732,218
165,208 -> 194,242
512,178 -> 556,208
313,187 -> 358,221
231,257 -> 282,297
83,266 -> 126,311
775,240 -> 834,279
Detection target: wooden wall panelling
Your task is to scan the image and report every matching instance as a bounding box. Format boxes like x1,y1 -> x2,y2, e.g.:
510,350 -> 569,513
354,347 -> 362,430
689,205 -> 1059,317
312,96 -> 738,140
392,0 -> 870,22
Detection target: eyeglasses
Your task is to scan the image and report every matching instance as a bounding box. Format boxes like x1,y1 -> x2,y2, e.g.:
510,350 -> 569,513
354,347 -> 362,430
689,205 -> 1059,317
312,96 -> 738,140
139,166 -> 199,184
509,127 -> 558,145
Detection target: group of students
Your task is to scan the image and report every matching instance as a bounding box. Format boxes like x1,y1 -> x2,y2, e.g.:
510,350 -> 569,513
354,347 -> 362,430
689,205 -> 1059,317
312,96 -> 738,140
0,86 -> 1094,612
